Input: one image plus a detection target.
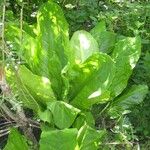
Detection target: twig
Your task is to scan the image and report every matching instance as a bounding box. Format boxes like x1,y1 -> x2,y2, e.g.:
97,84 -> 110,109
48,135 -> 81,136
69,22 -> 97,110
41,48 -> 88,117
2,0 -> 6,63
0,130 -> 10,138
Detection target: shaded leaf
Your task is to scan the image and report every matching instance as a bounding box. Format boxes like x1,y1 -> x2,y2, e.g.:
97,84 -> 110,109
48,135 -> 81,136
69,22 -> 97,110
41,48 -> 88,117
40,128 -> 78,150
90,21 -> 106,40
78,124 -> 106,150
108,85 -> 148,118
47,101 -> 80,129
90,22 -> 116,53
73,111 -> 95,129
98,31 -> 116,53
38,109 -> 53,123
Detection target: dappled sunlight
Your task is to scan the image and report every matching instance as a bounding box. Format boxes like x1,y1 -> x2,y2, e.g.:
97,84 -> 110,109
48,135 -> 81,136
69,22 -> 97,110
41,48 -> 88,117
82,68 -> 90,73
88,90 -> 102,99
128,37 -> 136,46
103,76 -> 111,87
129,54 -> 137,69
42,76 -> 50,85
79,33 -> 90,50
88,60 -> 99,68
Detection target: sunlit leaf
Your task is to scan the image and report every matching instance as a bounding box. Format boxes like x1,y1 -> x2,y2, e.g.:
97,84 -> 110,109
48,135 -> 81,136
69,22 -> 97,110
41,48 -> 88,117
18,65 -> 56,105
109,36 -> 141,98
6,66 -> 40,112
70,30 -> 99,64
68,53 -> 115,109
36,1 -> 70,99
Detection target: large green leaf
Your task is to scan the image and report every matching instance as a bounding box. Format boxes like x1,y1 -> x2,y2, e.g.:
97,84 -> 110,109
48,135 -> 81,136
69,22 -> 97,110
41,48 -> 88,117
18,65 -> 56,105
6,67 -> 40,112
39,128 -> 78,150
4,128 -> 29,150
68,53 -> 115,109
5,23 -> 37,62
108,85 -> 148,118
5,24 -> 21,53
36,1 -> 69,99
78,125 -> 106,150
109,36 -> 141,98
5,2 -> 70,100
47,101 -> 80,129
70,30 -> 99,64
6,65 -> 56,112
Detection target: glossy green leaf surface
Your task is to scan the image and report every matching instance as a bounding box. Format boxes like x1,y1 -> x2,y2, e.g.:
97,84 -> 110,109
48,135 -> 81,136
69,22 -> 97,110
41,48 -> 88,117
40,128 -> 78,150
4,128 -> 29,150
47,101 -> 80,129
68,53 -> 115,109
70,30 -> 99,64
109,36 -> 141,98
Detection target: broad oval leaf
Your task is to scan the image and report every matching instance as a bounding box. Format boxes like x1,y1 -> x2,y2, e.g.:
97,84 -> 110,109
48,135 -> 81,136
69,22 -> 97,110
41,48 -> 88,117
40,128 -> 78,150
109,36 -> 141,98
47,101 -> 80,129
68,53 -> 115,109
5,2 -> 70,100
34,1 -> 70,99
70,30 -> 99,64
4,128 -> 29,150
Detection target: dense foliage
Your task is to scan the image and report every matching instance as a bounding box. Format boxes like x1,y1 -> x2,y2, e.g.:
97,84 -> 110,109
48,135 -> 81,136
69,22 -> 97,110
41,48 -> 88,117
0,0 -> 150,149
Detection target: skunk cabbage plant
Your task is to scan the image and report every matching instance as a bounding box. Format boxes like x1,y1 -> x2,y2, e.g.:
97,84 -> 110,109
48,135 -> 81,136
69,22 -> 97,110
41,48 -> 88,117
4,1 -> 148,150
